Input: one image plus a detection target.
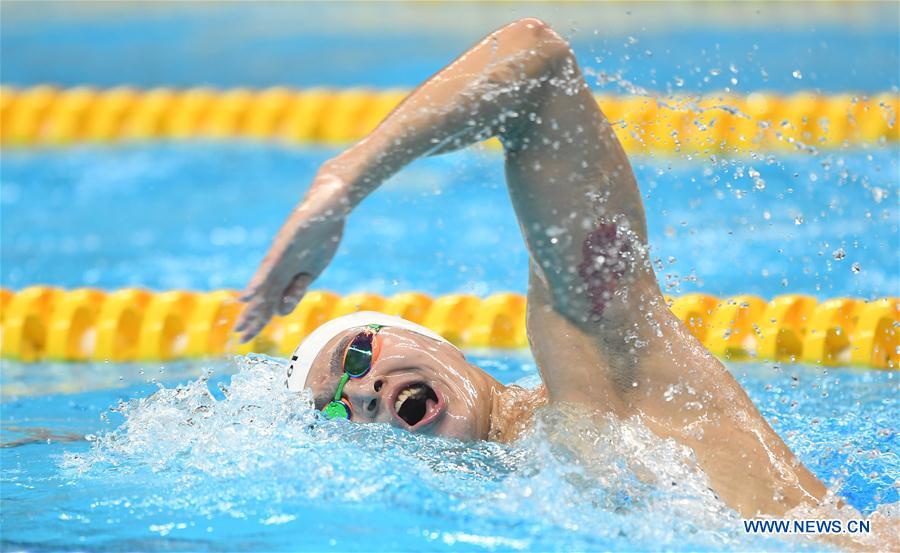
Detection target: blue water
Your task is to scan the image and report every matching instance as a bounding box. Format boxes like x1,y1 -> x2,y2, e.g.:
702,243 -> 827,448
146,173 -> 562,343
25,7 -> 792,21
2,3 -> 899,551
1,354 -> 897,552
1,142 -> 898,551
1,145 -> 897,299
1,3 -> 898,93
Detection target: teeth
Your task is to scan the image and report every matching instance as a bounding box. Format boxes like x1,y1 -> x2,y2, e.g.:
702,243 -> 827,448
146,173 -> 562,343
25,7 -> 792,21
394,390 -> 411,411
394,384 -> 425,412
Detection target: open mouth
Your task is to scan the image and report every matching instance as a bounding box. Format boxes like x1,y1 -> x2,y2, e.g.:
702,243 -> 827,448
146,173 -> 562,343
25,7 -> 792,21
392,382 -> 441,428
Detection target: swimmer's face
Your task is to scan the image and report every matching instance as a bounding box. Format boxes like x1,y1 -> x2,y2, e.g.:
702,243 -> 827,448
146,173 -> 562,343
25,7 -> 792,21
303,327 -> 500,441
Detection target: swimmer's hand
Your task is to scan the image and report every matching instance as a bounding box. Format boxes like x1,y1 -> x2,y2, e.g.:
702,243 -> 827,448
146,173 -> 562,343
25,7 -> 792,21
236,176 -> 347,342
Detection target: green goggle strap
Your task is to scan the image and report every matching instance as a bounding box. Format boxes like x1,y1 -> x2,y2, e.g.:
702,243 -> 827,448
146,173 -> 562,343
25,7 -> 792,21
332,372 -> 350,402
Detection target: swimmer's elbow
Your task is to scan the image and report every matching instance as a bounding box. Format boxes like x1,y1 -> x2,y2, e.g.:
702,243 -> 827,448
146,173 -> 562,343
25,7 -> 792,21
496,18 -> 573,63
505,18 -> 559,43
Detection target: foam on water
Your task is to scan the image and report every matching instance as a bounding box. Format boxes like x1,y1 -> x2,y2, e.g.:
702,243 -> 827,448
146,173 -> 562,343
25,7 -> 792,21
57,355 -> 842,551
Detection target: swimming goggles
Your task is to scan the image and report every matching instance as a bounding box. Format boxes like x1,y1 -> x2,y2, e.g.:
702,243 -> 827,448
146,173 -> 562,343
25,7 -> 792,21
321,324 -> 383,420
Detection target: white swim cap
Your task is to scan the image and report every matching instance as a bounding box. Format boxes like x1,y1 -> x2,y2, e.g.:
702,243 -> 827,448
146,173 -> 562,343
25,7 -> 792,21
285,311 -> 448,391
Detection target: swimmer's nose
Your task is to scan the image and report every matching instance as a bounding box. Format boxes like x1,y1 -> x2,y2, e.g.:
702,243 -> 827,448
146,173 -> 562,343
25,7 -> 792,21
345,380 -> 383,421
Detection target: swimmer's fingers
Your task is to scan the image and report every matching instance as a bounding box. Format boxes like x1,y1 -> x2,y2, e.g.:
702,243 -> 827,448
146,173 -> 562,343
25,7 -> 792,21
237,288 -> 256,305
234,302 -> 262,341
237,306 -> 272,342
235,292 -> 276,342
238,256 -> 280,304
277,273 -> 312,316
236,272 -> 311,340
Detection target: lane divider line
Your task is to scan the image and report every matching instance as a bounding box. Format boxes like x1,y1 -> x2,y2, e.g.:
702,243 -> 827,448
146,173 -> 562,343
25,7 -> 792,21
1,86 -> 897,153
0,287 -> 896,369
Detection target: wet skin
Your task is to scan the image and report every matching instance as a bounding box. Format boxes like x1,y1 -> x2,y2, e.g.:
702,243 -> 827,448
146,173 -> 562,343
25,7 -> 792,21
304,327 -> 503,441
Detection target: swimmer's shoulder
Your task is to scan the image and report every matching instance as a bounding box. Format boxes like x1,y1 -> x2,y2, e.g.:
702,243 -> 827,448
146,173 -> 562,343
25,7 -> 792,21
489,384 -> 548,443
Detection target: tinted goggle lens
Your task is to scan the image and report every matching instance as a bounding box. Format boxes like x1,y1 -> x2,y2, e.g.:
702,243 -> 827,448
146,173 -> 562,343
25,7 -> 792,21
322,399 -> 351,420
344,332 -> 375,377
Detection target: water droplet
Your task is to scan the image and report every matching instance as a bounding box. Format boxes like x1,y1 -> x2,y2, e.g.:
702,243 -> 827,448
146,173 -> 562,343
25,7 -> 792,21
851,262 -> 861,274
832,248 -> 846,261
792,70 -> 803,79
794,215 -> 804,225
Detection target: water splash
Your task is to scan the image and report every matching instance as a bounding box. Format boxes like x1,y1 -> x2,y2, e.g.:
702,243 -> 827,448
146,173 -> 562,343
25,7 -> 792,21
57,355 -> 827,550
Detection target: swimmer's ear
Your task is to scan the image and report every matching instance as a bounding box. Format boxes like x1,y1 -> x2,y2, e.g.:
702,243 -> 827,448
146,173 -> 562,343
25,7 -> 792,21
277,273 -> 313,316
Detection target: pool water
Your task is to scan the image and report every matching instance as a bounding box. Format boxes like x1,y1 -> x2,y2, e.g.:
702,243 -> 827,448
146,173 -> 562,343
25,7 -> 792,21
1,354 -> 897,552
1,143 -> 898,551
2,3 -> 899,551
2,3 -> 898,93
1,145 -> 896,299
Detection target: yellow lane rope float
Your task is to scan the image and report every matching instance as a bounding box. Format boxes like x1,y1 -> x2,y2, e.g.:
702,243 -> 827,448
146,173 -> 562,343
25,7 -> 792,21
0,287 -> 896,369
1,86 -> 897,154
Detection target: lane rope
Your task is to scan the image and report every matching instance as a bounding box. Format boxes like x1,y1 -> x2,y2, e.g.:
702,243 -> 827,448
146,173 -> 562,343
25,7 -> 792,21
0,287 -> 896,369
1,86 -> 897,153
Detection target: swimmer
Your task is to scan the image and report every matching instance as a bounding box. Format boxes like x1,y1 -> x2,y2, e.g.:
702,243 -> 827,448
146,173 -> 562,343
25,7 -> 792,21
236,18 -> 828,518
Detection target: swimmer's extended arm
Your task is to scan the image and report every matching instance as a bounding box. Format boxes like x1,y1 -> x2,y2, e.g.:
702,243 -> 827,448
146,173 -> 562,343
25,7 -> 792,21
238,18 -> 647,341
239,18 -> 655,390
237,18 -> 584,340
239,18 -> 828,518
